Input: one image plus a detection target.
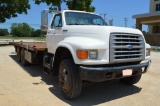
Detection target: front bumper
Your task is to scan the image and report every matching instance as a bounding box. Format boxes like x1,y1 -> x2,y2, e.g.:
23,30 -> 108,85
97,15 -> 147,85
79,60 -> 151,82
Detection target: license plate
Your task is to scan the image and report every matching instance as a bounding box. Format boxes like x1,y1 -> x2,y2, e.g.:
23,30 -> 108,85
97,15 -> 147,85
122,69 -> 132,76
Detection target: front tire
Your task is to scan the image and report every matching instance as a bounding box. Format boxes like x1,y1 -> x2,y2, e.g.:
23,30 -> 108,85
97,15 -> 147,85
59,59 -> 82,99
120,74 -> 142,85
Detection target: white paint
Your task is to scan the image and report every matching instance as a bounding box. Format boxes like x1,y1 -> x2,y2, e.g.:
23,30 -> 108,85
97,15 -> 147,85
46,10 -> 150,65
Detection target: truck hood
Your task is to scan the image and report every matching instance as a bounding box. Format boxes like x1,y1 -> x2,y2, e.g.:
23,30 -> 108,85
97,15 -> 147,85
66,26 -> 143,36
62,25 -> 145,50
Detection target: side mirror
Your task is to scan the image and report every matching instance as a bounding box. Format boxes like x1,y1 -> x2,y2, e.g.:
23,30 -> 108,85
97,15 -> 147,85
41,10 -> 48,31
41,8 -> 58,31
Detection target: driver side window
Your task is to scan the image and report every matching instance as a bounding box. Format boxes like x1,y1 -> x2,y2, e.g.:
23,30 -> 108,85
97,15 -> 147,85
51,14 -> 62,28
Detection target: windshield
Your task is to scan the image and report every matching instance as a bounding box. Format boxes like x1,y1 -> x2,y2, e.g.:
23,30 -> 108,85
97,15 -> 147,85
65,12 -> 108,26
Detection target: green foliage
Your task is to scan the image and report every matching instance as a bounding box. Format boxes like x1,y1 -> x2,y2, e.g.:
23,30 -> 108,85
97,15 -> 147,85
33,29 -> 41,37
152,49 -> 160,52
67,0 -> 95,12
0,0 -> 30,23
0,28 -> 9,36
33,29 -> 47,37
10,23 -> 33,37
34,0 -> 95,12
31,28 -> 35,37
10,23 -> 46,37
34,0 -> 63,11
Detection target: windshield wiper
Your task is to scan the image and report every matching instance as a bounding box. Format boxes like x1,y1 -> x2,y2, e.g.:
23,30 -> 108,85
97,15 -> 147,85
68,23 -> 106,26
68,23 -> 92,25
68,23 -> 79,25
95,24 -> 104,26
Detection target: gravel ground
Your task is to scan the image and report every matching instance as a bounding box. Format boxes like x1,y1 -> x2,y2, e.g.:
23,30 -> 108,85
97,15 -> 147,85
0,45 -> 160,106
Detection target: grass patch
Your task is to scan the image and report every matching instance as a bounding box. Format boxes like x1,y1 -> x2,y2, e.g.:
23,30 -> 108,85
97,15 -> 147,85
0,36 -> 46,41
151,50 -> 160,52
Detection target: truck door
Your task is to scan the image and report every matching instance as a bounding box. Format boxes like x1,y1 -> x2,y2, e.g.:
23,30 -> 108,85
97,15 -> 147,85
46,13 -> 64,53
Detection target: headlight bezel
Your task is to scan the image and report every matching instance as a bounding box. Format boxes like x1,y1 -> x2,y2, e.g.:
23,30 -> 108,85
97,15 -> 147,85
89,50 -> 98,59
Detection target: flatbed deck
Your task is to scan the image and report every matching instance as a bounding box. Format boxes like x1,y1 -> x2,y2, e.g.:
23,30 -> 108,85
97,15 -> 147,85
10,41 -> 47,52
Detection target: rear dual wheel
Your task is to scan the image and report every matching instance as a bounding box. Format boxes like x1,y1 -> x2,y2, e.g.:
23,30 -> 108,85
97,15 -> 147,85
17,47 -> 21,62
21,49 -> 29,66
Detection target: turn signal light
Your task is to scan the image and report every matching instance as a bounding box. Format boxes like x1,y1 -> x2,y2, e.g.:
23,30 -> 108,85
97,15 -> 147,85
77,50 -> 88,59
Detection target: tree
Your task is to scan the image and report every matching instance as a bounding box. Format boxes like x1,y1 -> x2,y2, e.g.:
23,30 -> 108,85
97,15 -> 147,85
67,0 -> 95,12
33,29 -> 47,37
21,23 -> 33,37
10,23 -> 19,36
34,0 -> 63,11
0,0 -> 30,23
34,0 -> 95,12
33,29 -> 41,37
31,28 -> 35,37
0,28 -> 9,36
10,23 -> 33,37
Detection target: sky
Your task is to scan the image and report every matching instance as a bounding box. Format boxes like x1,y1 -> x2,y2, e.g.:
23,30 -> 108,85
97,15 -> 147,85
0,0 -> 150,32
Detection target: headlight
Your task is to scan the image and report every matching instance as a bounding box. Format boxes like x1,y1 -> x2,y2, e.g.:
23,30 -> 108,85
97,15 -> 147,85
89,50 -> 98,59
146,49 -> 151,56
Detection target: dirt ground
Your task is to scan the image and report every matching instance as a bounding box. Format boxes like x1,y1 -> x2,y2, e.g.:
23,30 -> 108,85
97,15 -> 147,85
0,45 -> 160,106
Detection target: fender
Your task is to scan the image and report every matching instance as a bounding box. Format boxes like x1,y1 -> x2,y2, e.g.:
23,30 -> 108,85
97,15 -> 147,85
56,36 -> 108,65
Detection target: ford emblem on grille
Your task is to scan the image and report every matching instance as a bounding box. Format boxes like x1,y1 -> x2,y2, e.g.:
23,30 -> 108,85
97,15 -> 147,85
127,45 -> 133,49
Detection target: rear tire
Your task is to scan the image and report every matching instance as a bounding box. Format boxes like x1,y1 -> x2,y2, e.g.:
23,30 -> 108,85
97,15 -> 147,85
120,74 -> 142,85
21,49 -> 29,66
59,59 -> 82,99
17,47 -> 21,62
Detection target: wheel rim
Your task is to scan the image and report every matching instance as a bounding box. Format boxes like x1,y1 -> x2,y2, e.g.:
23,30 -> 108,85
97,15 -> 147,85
59,68 -> 70,93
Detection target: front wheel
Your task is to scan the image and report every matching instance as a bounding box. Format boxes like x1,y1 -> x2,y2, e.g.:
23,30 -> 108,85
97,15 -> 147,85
59,59 -> 82,99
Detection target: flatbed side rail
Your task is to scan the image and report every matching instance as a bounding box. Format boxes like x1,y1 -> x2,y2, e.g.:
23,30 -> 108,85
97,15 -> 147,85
9,41 -> 47,53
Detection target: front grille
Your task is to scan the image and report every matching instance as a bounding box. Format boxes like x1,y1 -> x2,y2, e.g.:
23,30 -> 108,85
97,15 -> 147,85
110,33 -> 145,63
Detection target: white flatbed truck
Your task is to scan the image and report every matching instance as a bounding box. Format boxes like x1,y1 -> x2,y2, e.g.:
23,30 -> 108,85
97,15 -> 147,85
10,10 -> 151,99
